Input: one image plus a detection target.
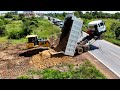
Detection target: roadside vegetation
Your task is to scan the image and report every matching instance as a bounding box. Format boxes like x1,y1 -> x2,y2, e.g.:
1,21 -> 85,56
0,12 -> 61,45
49,11 -> 120,46
17,60 -> 106,79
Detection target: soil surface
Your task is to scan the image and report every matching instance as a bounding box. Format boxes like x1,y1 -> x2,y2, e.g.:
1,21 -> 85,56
0,34 -> 118,79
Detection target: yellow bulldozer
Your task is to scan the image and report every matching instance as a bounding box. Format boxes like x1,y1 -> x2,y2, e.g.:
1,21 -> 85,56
26,35 -> 51,49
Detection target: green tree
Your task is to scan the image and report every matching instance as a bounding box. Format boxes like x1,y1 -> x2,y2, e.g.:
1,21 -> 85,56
4,12 -> 13,18
19,14 -> 25,20
110,22 -> 120,39
115,27 -> 120,39
114,12 -> 120,19
0,25 -> 7,36
63,12 -> 67,17
79,11 -> 83,17
74,11 -> 80,18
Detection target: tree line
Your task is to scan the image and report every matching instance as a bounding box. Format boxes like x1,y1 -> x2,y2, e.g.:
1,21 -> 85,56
0,12 -> 39,39
46,11 -> 120,20
74,11 -> 120,19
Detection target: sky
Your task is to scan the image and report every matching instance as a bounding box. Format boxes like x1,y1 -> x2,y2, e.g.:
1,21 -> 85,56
0,11 -> 120,14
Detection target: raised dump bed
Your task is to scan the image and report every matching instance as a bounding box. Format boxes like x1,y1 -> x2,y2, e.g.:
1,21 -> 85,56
54,14 -> 83,56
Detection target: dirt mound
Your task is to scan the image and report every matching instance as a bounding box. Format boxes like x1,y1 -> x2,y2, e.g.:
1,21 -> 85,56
30,49 -> 86,70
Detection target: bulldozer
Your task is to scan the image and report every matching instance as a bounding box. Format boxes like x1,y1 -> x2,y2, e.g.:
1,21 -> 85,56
26,35 -> 51,49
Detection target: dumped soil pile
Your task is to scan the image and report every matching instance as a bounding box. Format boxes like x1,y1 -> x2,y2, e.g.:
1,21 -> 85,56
30,50 -> 86,70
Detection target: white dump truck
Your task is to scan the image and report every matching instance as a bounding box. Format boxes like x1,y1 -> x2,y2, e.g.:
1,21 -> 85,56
54,14 -> 106,56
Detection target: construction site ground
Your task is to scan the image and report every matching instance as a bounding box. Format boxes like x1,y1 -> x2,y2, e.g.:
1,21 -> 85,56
0,42 -> 118,79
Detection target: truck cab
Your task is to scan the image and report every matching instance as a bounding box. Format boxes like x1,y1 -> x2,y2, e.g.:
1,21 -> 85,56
88,20 -> 106,34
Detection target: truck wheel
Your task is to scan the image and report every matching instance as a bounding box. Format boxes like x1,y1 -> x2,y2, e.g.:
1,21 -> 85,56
76,46 -> 83,55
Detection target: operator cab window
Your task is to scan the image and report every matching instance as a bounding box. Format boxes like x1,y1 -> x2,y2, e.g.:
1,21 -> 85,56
98,24 -> 100,27
100,22 -> 104,26
28,37 -> 34,43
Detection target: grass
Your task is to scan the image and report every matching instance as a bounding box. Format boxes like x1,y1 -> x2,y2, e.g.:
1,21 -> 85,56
0,18 -> 61,45
33,18 -> 61,39
0,36 -> 27,45
0,36 -> 8,44
17,60 -> 106,79
102,18 -> 120,46
17,75 -> 31,79
104,38 -> 120,46
5,20 -> 23,33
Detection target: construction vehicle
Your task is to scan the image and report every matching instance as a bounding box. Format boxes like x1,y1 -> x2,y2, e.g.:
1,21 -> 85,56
52,14 -> 106,56
26,35 -> 51,49
25,14 -> 106,57
76,19 -> 106,55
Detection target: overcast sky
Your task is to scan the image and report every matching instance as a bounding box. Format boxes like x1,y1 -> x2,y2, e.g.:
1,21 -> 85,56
0,11 -> 120,14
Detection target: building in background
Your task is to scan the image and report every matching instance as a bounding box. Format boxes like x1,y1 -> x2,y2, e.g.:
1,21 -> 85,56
23,11 -> 35,18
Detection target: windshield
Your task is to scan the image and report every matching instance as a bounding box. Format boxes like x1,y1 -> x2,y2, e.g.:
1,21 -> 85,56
100,22 -> 104,26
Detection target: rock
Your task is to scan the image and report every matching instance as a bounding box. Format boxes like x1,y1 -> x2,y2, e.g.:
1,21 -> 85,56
33,75 -> 39,79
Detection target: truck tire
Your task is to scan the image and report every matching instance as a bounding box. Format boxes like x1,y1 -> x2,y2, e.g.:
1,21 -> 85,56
76,46 -> 84,55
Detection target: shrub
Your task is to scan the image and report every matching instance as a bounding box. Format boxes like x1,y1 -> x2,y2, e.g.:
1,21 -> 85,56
4,19 -> 11,24
110,22 -> 120,39
12,15 -> 19,20
0,25 -> 7,36
4,13 -> 13,18
8,30 -> 23,39
19,14 -> 25,20
115,27 -> 120,40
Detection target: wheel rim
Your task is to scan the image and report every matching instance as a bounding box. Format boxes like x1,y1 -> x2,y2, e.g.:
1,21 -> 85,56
77,47 -> 83,54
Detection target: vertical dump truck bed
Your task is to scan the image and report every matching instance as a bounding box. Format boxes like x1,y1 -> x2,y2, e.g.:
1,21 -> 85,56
64,15 -> 83,56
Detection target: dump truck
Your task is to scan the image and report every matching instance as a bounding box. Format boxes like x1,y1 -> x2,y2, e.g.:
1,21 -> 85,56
52,14 -> 106,56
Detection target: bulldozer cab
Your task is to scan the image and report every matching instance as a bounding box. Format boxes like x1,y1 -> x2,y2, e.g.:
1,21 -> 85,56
26,35 -> 38,48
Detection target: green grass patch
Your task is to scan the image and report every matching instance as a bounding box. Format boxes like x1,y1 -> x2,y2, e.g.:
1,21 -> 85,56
0,36 -> 8,43
10,38 -> 27,45
17,75 -> 32,79
6,20 -> 23,33
104,38 -> 120,46
3,18 -> 60,44
0,36 -> 27,45
18,60 -> 106,79
33,18 -> 61,39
